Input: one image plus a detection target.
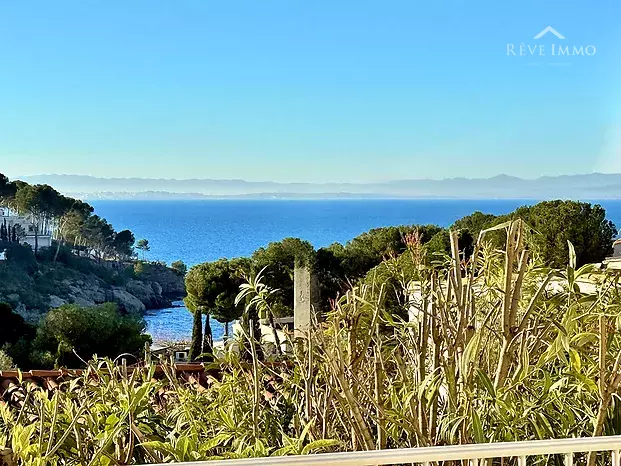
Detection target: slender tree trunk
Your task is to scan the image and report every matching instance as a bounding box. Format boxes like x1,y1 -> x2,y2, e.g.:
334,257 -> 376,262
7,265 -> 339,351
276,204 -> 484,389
189,310 -> 203,362
34,224 -> 39,256
224,321 -> 229,340
53,239 -> 63,262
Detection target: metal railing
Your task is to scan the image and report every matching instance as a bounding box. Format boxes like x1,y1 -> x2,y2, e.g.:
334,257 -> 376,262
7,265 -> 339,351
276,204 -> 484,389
149,436 -> 621,466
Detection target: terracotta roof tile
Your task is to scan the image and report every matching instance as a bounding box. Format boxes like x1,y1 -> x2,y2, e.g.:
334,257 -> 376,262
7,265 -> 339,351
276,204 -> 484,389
0,364 -> 209,407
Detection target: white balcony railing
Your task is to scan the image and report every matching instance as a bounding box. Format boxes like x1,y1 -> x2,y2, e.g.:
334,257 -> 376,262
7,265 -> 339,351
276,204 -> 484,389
149,436 -> 621,466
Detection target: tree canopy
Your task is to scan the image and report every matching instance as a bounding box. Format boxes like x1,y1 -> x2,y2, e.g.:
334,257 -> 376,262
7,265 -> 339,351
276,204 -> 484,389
251,238 -> 315,316
0,172 -> 137,261
510,201 -> 616,267
450,201 -> 617,267
185,259 -> 249,359
170,260 -> 188,276
0,302 -> 35,347
35,303 -> 150,367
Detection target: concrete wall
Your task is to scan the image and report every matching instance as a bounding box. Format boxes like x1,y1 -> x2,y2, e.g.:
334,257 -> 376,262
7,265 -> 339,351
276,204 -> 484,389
22,235 -> 52,250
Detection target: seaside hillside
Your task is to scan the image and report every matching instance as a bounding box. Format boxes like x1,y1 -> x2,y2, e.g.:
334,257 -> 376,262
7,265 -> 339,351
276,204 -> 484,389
0,245 -> 184,320
0,172 -> 185,320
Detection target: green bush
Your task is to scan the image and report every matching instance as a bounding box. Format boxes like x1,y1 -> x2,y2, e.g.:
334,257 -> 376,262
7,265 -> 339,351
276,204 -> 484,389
34,303 -> 151,367
0,302 -> 35,345
0,241 -> 38,272
0,349 -> 14,370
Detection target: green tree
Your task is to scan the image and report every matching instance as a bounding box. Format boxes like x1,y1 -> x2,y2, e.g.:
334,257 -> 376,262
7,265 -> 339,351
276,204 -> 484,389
0,302 -> 35,347
184,259 -> 248,360
0,173 -> 17,203
452,211 -> 499,256
14,183 -> 63,254
52,198 -> 94,261
210,258 -> 250,339
425,229 -> 451,258
82,215 -> 115,262
170,260 -> 188,276
509,200 -> 617,267
136,238 -> 150,260
334,225 -> 443,280
184,263 -> 210,361
0,221 -> 8,242
34,303 -> 150,368
314,225 -> 444,305
449,201 -> 617,267
251,238 -> 315,316
113,229 -> 136,261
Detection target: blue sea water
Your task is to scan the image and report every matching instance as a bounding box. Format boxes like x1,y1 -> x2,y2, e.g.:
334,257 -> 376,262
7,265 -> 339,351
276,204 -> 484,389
90,199 -> 621,342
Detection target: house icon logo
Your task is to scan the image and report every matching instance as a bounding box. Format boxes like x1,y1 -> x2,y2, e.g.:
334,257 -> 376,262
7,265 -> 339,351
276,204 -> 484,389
506,26 -> 596,61
533,26 -> 565,40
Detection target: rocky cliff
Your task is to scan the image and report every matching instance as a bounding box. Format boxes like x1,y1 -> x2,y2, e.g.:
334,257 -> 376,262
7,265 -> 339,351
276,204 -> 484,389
46,277 -> 174,315
0,245 -> 185,321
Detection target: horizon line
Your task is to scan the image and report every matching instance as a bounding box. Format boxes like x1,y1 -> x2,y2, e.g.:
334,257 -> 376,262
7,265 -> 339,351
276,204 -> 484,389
12,171 -> 618,184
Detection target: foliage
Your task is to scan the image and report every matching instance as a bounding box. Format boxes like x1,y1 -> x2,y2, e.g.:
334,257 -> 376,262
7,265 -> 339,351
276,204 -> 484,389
0,302 -> 35,347
136,238 -> 150,259
251,238 -> 315,316
170,260 -> 188,276
0,172 -> 138,262
4,223 -> 621,464
0,241 -> 38,272
236,267 -> 282,357
330,224 -> 442,279
0,350 -> 13,370
184,259 -> 248,360
451,201 -> 617,267
0,359 -> 339,465
34,303 -> 151,368
0,173 -> 17,201
112,229 -> 135,260
511,200 -> 617,267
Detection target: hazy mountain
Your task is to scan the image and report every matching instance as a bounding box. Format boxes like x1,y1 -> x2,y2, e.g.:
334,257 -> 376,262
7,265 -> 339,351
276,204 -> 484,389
17,173 -> 621,200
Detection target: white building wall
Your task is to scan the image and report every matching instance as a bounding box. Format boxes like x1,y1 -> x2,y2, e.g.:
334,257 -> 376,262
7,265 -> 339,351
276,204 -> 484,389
1,209 -> 53,250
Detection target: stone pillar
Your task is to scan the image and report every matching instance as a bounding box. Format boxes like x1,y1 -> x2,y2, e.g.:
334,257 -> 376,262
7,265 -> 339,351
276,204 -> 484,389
293,266 -> 320,337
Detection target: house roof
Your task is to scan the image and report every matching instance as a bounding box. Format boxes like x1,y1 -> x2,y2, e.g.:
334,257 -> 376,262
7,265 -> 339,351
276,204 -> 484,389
0,364 -> 209,408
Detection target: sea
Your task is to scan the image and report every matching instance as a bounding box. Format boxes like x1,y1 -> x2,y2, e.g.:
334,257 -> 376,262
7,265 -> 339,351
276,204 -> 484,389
90,199 -> 621,342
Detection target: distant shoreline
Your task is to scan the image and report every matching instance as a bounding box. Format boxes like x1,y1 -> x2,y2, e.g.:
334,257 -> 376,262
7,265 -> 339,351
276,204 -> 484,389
19,173 -> 621,201
82,194 -> 621,201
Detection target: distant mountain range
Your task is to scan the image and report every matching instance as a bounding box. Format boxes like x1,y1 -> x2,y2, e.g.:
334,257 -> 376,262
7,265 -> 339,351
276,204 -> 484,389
17,173 -> 621,200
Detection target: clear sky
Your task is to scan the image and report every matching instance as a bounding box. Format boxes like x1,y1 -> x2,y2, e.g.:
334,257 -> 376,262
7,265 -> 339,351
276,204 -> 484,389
1,1 -> 620,182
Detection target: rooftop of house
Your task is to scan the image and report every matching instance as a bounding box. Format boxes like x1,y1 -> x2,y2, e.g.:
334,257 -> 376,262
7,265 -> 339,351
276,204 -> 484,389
0,363 -> 210,408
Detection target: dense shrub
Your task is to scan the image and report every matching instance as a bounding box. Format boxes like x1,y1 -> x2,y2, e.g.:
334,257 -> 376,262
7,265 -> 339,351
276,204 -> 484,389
0,241 -> 38,272
0,302 -> 35,345
170,260 -> 188,276
451,201 -> 617,267
34,303 -> 151,367
0,350 -> 13,370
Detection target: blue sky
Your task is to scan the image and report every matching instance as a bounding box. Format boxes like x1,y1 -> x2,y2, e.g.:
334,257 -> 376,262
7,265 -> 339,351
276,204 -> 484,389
0,1 -> 620,182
